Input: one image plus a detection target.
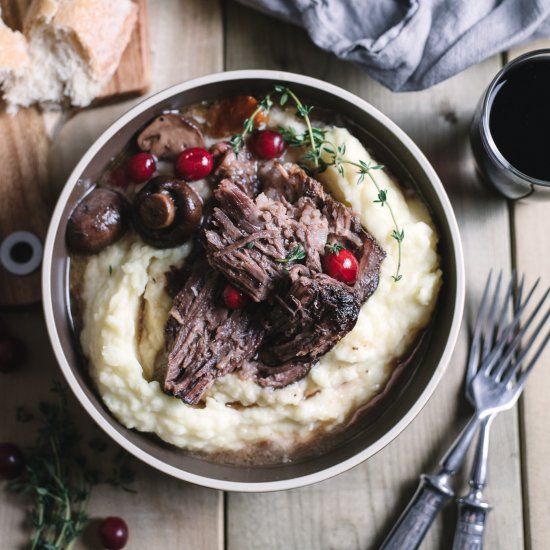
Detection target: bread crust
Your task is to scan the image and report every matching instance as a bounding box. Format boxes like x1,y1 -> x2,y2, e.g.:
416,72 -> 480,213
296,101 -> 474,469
26,0 -> 138,80
0,19 -> 30,73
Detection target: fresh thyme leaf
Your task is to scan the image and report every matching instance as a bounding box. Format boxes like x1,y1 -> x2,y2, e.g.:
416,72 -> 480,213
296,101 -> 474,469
7,384 -> 137,549
392,229 -> 405,242
229,134 -> 243,154
325,242 -> 345,255
246,241 -> 255,249
374,189 -> 388,205
275,245 -> 306,263
108,264 -> 113,276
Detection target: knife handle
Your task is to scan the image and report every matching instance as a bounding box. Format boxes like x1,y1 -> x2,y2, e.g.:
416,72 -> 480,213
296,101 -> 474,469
452,499 -> 490,550
379,474 -> 453,550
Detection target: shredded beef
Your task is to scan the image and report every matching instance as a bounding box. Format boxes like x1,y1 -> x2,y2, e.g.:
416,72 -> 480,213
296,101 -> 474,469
162,159 -> 385,403
163,255 -> 264,405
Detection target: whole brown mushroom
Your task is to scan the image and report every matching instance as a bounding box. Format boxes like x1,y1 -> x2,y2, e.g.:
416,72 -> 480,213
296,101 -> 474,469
137,114 -> 205,159
133,176 -> 203,248
66,188 -> 129,254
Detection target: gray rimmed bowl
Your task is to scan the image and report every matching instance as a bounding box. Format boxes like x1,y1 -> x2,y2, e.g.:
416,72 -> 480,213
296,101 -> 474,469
42,70 -> 465,492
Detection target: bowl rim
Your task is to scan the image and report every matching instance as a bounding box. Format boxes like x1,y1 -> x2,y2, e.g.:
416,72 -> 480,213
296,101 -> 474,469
42,69 -> 465,492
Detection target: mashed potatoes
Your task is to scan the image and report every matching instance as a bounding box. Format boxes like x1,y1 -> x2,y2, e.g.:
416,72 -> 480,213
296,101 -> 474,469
79,128 -> 441,454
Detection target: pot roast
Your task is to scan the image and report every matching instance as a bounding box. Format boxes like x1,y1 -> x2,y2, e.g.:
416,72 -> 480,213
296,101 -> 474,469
161,155 -> 385,405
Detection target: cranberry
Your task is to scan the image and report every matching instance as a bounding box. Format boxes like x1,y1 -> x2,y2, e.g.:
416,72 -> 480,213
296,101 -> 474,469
127,152 -> 156,183
99,517 -> 129,550
0,443 -> 25,480
175,148 -> 213,181
250,130 -> 286,159
0,337 -> 27,372
223,284 -> 249,309
322,247 -> 359,285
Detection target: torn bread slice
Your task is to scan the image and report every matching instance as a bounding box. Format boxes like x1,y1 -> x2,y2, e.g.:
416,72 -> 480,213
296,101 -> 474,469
0,10 -> 30,80
2,0 -> 137,113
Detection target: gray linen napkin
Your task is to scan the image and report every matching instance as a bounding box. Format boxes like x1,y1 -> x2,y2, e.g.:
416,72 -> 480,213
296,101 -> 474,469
236,0 -> 550,91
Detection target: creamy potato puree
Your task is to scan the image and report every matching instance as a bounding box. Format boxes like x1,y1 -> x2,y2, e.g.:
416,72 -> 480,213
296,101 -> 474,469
79,127 -> 442,454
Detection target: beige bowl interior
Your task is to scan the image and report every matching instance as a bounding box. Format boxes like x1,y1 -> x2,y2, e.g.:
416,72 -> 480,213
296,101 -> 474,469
43,71 -> 465,492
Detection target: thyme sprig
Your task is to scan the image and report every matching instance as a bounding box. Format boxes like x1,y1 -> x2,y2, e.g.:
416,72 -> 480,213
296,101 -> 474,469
7,383 -> 136,550
229,94 -> 273,153
276,245 -> 306,263
231,85 -> 405,281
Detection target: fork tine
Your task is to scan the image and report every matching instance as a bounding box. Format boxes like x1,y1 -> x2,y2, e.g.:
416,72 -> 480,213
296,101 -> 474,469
494,272 -> 516,343
480,278 -> 543,376
490,285 -> 550,380
466,271 -> 493,384
481,270 -> 503,361
501,304 -> 550,385
513,328 -> 550,395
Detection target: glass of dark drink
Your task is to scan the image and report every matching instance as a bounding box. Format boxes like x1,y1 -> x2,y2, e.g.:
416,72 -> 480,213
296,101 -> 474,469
471,49 -> 550,200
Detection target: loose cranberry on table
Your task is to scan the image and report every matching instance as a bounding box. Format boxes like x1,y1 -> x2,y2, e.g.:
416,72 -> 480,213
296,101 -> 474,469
99,516 -> 129,550
223,283 -> 249,309
250,129 -> 286,159
0,336 -> 27,372
127,152 -> 157,183
322,245 -> 359,285
0,443 -> 25,480
175,147 -> 213,181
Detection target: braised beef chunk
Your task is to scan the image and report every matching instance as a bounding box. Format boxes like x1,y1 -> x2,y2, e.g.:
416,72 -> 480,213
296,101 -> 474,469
254,360 -> 312,389
261,273 -> 361,365
210,142 -> 259,197
163,160 -> 385,402
164,256 -> 264,405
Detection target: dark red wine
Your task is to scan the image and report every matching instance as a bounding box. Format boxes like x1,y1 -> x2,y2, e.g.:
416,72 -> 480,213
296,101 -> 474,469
488,58 -> 550,181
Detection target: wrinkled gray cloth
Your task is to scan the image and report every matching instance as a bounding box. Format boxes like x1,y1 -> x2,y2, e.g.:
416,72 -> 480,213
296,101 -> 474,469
236,0 -> 550,91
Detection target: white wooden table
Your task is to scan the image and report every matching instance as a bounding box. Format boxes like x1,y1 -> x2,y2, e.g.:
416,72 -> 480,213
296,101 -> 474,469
2,1 -> 549,548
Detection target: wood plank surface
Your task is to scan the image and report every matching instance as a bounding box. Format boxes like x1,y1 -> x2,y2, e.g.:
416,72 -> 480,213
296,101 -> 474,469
224,2 -> 523,549
507,39 -> 550,550
0,0 -> 149,306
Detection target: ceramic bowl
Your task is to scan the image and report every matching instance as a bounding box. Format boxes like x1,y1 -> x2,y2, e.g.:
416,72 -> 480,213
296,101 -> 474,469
43,70 -> 465,492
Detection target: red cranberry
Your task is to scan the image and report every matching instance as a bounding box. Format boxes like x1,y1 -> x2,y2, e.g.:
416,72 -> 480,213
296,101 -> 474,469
322,247 -> 358,285
127,152 -> 156,183
250,130 -> 286,159
0,443 -> 25,480
99,517 -> 129,550
0,337 -> 27,372
175,148 -> 214,181
223,284 -> 249,309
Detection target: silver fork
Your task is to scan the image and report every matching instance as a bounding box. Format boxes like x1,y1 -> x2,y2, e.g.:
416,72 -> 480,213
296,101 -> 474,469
379,273 -> 550,550
452,273 -> 550,549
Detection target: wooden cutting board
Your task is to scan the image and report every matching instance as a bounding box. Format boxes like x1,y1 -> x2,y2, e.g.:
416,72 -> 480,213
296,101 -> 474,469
0,0 -> 150,308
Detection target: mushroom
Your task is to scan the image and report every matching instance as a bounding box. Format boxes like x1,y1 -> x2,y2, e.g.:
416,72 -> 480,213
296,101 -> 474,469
137,114 -> 205,159
66,188 -> 129,254
133,175 -> 203,248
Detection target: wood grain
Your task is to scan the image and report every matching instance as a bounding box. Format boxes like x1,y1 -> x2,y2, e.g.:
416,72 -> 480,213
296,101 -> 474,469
224,2 -> 523,549
507,39 -> 550,550
0,0 -> 150,306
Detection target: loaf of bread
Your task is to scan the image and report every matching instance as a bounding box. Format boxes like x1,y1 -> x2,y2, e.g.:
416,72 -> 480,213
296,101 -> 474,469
0,0 -> 138,113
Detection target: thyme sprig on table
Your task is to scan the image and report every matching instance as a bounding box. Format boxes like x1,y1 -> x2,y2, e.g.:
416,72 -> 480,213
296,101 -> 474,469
7,383 -> 136,550
231,85 -> 405,282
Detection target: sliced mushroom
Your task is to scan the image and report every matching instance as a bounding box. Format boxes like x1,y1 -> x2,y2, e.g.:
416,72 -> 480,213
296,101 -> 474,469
137,114 -> 205,159
133,175 -> 203,248
66,188 -> 129,254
